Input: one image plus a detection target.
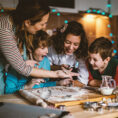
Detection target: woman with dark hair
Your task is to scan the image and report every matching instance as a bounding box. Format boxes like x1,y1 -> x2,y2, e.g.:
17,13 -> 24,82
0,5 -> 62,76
48,21 -> 89,86
0,0 -> 77,95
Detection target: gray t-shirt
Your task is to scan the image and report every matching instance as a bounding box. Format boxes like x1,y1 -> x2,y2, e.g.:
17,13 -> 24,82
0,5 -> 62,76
47,46 -> 88,85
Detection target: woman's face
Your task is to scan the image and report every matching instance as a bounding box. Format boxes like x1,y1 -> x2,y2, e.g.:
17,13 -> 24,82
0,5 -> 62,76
64,34 -> 81,55
25,13 -> 49,34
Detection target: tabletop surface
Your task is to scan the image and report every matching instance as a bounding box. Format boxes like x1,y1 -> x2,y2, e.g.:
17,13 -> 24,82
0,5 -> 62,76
0,94 -> 118,118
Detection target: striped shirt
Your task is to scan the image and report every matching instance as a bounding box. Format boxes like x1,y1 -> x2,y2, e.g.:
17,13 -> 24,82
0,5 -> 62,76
0,15 -> 32,76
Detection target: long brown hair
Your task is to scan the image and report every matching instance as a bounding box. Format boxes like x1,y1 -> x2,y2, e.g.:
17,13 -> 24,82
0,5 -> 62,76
50,21 -> 88,59
10,0 -> 50,53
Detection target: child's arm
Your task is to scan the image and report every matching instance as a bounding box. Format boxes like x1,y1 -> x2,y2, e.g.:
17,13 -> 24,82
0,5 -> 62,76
24,79 -> 44,89
88,80 -> 102,87
34,79 -> 72,87
88,69 -> 102,87
32,79 -> 57,88
36,78 -> 73,87
73,80 -> 85,87
56,78 -> 73,86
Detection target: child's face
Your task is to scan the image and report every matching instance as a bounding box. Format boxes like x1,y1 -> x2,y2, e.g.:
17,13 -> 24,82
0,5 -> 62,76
64,34 -> 80,55
89,53 -> 109,72
33,46 -> 48,61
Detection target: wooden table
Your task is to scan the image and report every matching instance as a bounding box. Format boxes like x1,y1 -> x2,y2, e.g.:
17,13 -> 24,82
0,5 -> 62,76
0,94 -> 118,118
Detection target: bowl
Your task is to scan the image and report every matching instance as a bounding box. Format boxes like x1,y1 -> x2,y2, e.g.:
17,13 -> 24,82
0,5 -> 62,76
100,87 -> 114,95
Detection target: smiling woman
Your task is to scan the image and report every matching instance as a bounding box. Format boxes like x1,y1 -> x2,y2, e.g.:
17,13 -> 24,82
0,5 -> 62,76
47,21 -> 89,86
64,34 -> 81,55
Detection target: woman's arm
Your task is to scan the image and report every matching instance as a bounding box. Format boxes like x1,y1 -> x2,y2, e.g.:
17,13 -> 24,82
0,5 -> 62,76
51,64 -> 70,71
30,68 -> 78,79
51,65 -> 61,70
0,29 -> 78,79
0,28 -> 32,76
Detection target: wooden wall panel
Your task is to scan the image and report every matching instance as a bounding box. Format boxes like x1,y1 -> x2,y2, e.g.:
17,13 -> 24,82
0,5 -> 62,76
47,13 -> 111,45
110,16 -> 118,53
1,10 -> 115,48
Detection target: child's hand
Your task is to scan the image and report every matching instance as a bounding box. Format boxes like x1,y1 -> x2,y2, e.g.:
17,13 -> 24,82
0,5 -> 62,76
25,60 -> 39,67
24,79 -> 44,89
73,80 -> 85,87
57,78 -> 73,86
89,80 -> 102,87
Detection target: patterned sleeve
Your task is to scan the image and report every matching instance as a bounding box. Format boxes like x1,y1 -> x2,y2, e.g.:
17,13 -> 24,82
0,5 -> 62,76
0,28 -> 32,76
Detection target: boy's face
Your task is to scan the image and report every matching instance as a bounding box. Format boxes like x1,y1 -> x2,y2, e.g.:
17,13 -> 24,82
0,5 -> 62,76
89,53 -> 109,72
33,46 -> 48,61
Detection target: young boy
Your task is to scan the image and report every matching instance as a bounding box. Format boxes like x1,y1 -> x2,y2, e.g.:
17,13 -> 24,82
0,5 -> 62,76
87,37 -> 118,87
5,30 -> 72,94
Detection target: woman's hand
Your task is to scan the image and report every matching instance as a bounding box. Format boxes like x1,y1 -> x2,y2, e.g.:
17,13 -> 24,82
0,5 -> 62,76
61,64 -> 70,69
56,67 -> 79,79
24,79 -> 44,89
25,60 -> 39,67
61,64 -> 72,71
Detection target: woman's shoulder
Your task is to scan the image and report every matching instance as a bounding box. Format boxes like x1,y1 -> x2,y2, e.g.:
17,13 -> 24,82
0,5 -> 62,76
0,15 -> 12,30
